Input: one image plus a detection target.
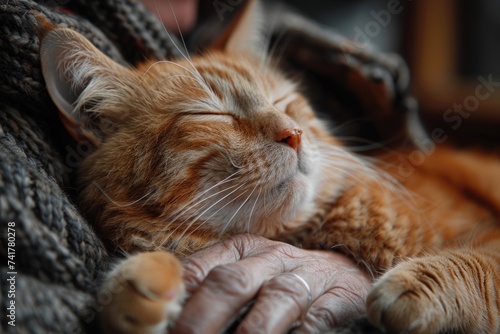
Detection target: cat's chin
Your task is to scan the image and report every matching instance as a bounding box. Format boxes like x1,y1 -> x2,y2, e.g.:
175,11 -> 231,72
268,162 -> 310,196
283,173 -> 310,198
261,172 -> 315,231
236,173 -> 313,237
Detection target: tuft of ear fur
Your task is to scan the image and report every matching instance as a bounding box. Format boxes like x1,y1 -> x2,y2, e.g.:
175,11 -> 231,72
37,14 -> 132,146
211,0 -> 266,56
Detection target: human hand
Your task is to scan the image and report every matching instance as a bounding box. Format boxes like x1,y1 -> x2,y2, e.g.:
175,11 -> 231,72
173,234 -> 372,333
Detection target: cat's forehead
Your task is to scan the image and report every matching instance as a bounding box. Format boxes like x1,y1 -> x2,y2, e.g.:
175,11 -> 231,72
206,74 -> 264,114
198,58 -> 264,112
190,54 -> 296,114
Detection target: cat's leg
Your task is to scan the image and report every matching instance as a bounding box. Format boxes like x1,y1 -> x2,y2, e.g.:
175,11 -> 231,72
99,252 -> 185,334
366,232 -> 500,334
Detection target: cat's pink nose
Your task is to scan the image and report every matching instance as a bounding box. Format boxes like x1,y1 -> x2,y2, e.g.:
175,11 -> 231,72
276,127 -> 302,151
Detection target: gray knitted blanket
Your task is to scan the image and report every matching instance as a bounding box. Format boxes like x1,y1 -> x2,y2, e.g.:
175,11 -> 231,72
0,1 -> 414,332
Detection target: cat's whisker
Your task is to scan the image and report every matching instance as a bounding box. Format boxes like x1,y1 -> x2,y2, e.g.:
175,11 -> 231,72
157,74 -> 209,88
337,137 -> 396,152
160,179 -> 248,245
247,185 -> 263,234
180,188 -> 252,243
220,178 -> 262,234
258,2 -> 291,76
140,62 -> 217,110
165,0 -> 192,62
214,147 -> 244,169
140,60 -> 214,101
319,157 -> 402,195
259,3 -> 280,70
151,0 -> 195,70
317,143 -> 420,212
168,183 -> 250,248
317,162 -> 367,186
264,25 -> 284,66
169,182 -> 241,223
354,158 -> 420,206
327,117 -> 376,136
165,170 -> 243,220
335,136 -> 416,164
140,60 -> 194,83
91,182 -> 154,208
150,0 -> 217,104
265,31 -> 291,75
156,181 -> 243,245
147,172 -> 243,247
163,0 -> 213,90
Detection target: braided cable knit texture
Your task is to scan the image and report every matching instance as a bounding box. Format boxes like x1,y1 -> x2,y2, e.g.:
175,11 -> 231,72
0,102 -> 107,333
65,0 -> 183,62
0,0 -> 181,118
0,1 -> 181,332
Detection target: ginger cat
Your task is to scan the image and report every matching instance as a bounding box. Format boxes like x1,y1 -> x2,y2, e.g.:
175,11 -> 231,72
37,1 -> 500,333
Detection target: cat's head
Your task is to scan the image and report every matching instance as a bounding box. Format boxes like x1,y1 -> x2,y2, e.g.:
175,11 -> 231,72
38,1 -> 346,252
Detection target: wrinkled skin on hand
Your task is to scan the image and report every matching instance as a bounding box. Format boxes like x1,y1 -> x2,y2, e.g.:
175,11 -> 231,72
173,234 -> 372,333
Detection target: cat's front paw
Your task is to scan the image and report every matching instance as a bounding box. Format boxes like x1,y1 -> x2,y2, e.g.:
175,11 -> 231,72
366,261 -> 446,334
99,252 -> 185,334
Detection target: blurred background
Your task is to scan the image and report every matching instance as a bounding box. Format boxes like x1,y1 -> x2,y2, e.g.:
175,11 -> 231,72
277,0 -> 500,144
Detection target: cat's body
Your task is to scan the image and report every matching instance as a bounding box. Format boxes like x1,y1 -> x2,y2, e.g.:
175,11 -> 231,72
36,1 -> 500,333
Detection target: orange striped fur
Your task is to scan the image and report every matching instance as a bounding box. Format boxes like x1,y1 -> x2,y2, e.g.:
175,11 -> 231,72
38,1 -> 500,333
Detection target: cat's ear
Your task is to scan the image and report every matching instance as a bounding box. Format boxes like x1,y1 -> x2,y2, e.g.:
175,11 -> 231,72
37,15 -> 130,147
211,0 -> 265,55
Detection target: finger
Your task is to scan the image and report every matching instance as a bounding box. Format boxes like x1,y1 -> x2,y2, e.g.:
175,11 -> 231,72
293,275 -> 371,333
181,234 -> 271,292
234,251 -> 366,333
181,240 -> 241,293
236,273 -> 316,334
174,255 -> 284,334
292,292 -> 366,333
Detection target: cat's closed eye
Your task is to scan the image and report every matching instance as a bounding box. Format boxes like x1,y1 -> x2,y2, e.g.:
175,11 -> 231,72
183,111 -> 236,119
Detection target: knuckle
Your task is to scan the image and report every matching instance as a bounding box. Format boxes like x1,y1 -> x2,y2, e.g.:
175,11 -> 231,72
182,259 -> 205,290
237,311 -> 268,334
219,237 -> 243,257
205,264 -> 253,296
306,306 -> 341,329
262,275 -> 305,308
264,243 -> 304,269
272,242 -> 299,258
229,233 -> 266,245
226,234 -> 268,257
